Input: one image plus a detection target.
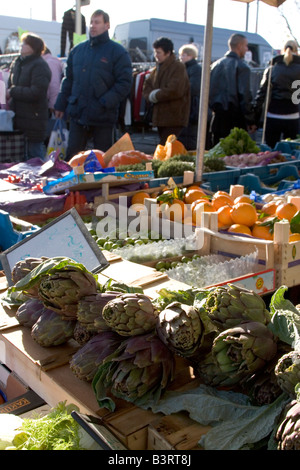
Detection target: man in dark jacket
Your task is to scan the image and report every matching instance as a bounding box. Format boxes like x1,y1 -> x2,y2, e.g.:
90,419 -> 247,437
209,33 -> 256,146
55,10 -> 132,158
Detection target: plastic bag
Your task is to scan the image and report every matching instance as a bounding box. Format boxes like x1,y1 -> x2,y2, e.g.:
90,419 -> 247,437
46,118 -> 69,159
0,110 -> 15,131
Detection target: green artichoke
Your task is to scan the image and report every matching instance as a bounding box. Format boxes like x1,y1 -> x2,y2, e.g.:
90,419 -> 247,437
195,352 -> 236,387
156,301 -> 204,357
38,266 -> 98,320
11,257 -> 49,284
70,331 -> 123,381
77,292 -> 123,333
275,400 -> 300,450
275,350 -> 300,398
31,310 -> 76,347
92,332 -> 175,410
211,321 -> 277,385
102,293 -> 158,336
204,284 -> 271,332
73,321 -> 96,346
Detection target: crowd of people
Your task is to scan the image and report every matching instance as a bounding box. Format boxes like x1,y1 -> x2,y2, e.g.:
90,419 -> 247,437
3,8 -> 300,161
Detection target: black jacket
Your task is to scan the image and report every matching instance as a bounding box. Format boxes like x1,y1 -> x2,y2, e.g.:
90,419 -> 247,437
8,54 -> 51,142
209,51 -> 255,125
185,58 -> 202,123
254,54 -> 300,119
60,9 -> 86,57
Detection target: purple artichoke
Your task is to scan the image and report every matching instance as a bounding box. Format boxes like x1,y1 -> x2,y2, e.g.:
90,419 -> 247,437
276,400 -> 300,450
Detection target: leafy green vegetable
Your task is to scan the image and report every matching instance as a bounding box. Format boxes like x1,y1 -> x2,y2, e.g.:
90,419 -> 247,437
157,160 -> 195,177
290,210 -> 300,234
268,285 -> 300,349
13,402 -> 83,450
207,127 -> 260,158
144,384 -> 289,450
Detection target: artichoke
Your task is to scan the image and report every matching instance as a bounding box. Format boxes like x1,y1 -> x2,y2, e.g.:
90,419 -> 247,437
15,298 -> 46,327
203,284 -> 271,332
70,331 -> 123,381
211,321 -> 277,385
102,293 -> 158,336
73,321 -> 96,346
243,356 -> 283,406
275,350 -> 300,398
11,257 -> 49,284
31,310 -> 76,347
77,292 -> 123,333
38,266 -> 98,320
195,352 -> 235,387
275,400 -> 300,450
92,332 -> 175,410
156,301 -> 204,357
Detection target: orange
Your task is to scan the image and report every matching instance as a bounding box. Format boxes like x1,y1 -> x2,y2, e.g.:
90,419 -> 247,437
214,190 -> 231,197
289,233 -> 300,242
275,202 -> 298,221
187,185 -> 205,193
251,222 -> 274,240
230,202 -> 258,227
192,201 -> 215,225
211,194 -> 234,210
131,191 -> 150,205
227,224 -> 252,236
191,198 -> 209,212
162,199 -> 187,222
184,189 -> 208,205
234,195 -> 252,204
260,201 -> 279,216
217,205 -> 234,227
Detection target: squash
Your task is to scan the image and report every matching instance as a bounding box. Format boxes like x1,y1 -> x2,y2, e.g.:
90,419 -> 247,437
106,150 -> 152,168
68,149 -> 105,168
164,134 -> 187,159
153,144 -> 167,160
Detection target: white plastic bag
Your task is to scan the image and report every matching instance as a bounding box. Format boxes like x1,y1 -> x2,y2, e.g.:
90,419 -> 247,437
46,118 -> 69,159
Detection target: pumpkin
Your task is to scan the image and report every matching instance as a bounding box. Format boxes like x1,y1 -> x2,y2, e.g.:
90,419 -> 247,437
164,134 -> 187,159
106,150 -> 152,168
68,149 -> 105,168
153,144 -> 167,160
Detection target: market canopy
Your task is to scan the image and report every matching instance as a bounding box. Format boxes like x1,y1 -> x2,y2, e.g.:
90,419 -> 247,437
196,0 -> 287,181
232,0 -> 286,6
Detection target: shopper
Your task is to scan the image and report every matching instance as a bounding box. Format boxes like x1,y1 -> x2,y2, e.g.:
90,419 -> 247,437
54,9 -> 132,157
178,44 -> 202,150
209,33 -> 256,147
142,37 -> 190,145
253,39 -> 300,149
6,33 -> 51,159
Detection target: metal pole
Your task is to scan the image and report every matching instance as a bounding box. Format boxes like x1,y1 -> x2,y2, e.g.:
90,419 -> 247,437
52,0 -> 56,21
246,3 -> 249,31
195,0 -> 215,182
184,0 -> 188,22
75,0 -> 81,35
255,0 -> 259,33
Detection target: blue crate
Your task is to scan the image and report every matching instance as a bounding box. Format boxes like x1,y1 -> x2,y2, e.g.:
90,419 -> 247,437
0,210 -> 39,268
237,174 -> 276,195
200,169 -> 241,192
148,176 -> 184,188
274,141 -> 300,154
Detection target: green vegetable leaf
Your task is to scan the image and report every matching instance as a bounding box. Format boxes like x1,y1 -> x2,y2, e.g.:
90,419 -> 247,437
268,285 -> 300,348
290,210 -> 300,234
144,384 -> 289,450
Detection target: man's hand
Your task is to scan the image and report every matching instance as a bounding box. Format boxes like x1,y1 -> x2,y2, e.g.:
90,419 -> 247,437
55,110 -> 64,119
247,124 -> 257,134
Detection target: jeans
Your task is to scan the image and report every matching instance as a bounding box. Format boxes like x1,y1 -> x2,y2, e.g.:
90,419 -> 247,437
67,120 -> 115,158
25,140 -> 46,160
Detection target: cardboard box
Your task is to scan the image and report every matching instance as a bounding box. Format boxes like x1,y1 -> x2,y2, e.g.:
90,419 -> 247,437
0,363 -> 45,415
